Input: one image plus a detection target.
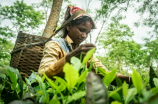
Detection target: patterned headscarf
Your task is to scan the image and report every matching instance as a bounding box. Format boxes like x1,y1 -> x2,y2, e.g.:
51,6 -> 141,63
60,6 -> 96,29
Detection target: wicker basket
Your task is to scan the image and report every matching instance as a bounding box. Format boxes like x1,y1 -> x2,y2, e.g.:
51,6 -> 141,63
10,31 -> 50,78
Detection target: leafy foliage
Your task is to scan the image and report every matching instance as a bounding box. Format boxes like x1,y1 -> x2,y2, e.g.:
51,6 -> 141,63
0,0 -> 45,66
0,0 -> 44,32
1,48 -> 158,104
98,21 -> 146,73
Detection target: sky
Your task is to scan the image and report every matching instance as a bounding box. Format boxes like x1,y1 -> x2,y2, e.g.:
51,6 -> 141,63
1,0 -> 151,44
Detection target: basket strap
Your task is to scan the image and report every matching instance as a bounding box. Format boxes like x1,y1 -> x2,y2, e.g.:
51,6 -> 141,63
53,38 -> 71,54
11,11 -> 78,54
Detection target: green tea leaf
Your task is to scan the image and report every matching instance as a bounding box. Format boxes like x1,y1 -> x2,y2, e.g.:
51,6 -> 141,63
43,73 -> 61,95
150,87 -> 158,95
7,69 -> 17,89
5,66 -> 23,99
0,84 -> 4,94
5,66 -> 19,75
63,63 -> 79,91
147,93 -> 158,104
108,87 -> 122,98
111,101 -> 122,104
153,78 -> 158,87
111,92 -> 122,102
67,91 -> 86,104
125,88 -> 137,104
53,76 -> 67,92
71,56 -> 81,71
25,78 -> 31,86
98,67 -> 108,77
49,99 -> 60,104
122,82 -> 128,100
36,75 -> 47,97
79,98 -> 85,104
39,95 -> 49,104
82,48 -> 96,65
86,71 -> 107,104
132,69 -> 143,94
141,87 -> 158,102
116,77 -> 122,87
103,69 -> 117,86
78,70 -> 88,85
88,61 -> 94,72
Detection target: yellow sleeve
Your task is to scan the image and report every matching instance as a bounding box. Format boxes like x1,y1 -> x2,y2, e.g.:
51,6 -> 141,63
38,41 -> 67,78
89,55 -> 108,71
90,55 -> 122,77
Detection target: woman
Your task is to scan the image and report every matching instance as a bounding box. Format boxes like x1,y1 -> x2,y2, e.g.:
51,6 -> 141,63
38,6 -> 107,77
38,6 -> 131,84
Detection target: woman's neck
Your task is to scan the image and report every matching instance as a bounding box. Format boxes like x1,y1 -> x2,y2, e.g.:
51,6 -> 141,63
72,43 -> 78,50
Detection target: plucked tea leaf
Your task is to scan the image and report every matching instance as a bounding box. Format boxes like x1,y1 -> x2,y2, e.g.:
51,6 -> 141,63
71,56 -> 81,71
63,63 -> 79,91
67,91 -> 86,103
82,48 -> 96,65
132,69 -> 143,94
86,71 -> 107,104
103,69 -> 116,86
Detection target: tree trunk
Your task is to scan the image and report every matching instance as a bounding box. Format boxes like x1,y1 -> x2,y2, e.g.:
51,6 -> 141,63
149,53 -> 152,70
116,54 -> 121,73
42,0 -> 63,38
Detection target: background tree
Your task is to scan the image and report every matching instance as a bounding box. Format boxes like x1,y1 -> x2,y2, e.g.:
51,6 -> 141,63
143,37 -> 158,70
0,0 -> 45,66
134,0 -> 158,71
94,0 -> 134,44
42,0 -> 63,37
97,18 -> 147,74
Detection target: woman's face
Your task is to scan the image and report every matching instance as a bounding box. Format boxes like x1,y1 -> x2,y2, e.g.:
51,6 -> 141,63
67,21 -> 92,45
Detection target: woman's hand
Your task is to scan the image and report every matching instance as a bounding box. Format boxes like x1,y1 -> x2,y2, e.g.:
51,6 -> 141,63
66,43 -> 96,62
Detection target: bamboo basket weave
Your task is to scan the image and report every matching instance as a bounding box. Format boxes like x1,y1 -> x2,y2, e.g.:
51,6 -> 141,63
10,31 -> 50,78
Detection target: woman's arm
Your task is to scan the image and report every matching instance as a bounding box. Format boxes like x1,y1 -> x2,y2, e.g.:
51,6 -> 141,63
38,41 -> 67,78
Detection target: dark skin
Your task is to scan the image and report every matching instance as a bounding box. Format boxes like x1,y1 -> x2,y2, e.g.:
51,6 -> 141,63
65,21 -> 132,85
66,21 -> 95,62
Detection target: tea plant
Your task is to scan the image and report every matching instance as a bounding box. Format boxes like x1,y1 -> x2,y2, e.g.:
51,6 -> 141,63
0,48 -> 158,104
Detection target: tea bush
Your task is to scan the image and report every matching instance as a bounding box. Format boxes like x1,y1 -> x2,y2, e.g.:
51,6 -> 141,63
0,48 -> 158,104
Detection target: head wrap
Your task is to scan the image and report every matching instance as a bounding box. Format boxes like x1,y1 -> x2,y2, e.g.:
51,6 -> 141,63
60,6 -> 96,30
